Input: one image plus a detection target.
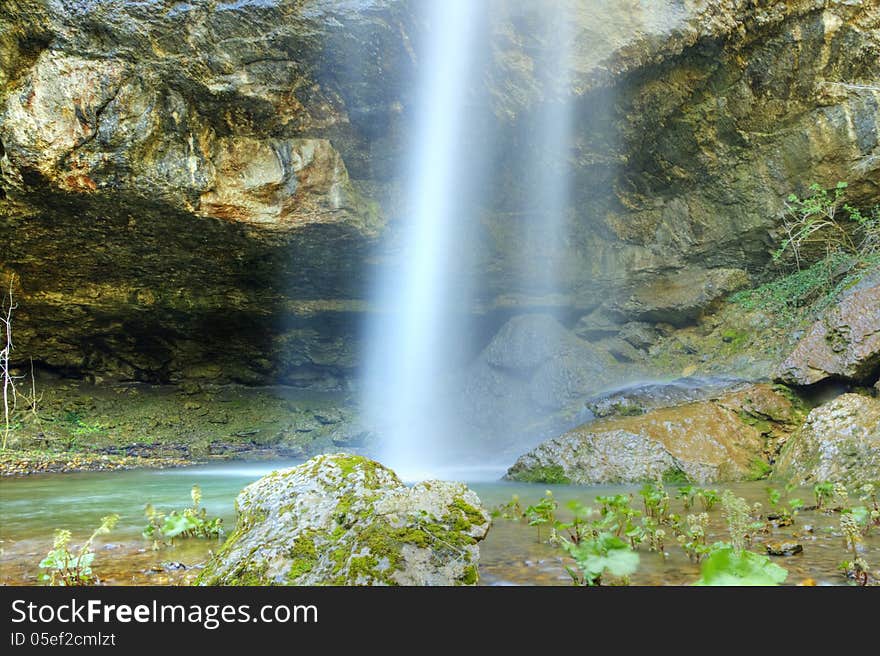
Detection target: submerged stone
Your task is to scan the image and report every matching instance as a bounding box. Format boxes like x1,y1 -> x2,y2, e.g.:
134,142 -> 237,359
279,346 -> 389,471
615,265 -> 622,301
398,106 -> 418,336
197,454 -> 491,586
766,540 -> 803,556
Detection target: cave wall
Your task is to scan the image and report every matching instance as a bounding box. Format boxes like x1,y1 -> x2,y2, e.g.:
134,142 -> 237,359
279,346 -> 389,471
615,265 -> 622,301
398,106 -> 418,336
0,0 -> 877,385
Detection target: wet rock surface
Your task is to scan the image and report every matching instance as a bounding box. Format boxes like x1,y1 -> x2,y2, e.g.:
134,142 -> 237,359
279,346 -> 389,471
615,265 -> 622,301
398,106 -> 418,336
773,393 -> 880,485
1,0 -> 878,382
506,384 -> 803,484
777,272 -> 880,386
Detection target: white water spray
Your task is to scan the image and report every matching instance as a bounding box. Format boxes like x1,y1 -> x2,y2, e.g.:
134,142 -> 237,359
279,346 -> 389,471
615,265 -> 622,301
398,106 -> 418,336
519,10 -> 575,298
363,1 -> 485,478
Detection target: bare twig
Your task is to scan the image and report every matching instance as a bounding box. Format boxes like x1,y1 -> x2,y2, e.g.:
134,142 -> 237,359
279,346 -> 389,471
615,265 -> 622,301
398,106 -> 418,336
1,275 -> 19,449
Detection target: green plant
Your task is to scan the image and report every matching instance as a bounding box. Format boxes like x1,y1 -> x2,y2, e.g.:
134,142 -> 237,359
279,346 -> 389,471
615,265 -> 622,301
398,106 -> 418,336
39,514 -> 119,586
559,532 -> 640,586
640,516 -> 666,556
491,494 -> 524,521
814,482 -> 835,510
695,546 -> 788,586
721,490 -> 766,548
676,485 -> 697,510
839,511 -> 870,586
765,485 -> 803,527
553,500 -> 595,545
858,482 -> 880,529
831,482 -> 850,512
696,488 -> 719,511
143,485 -> 223,549
676,513 -> 711,563
775,182 -> 860,268
639,481 -> 670,521
524,490 -> 557,543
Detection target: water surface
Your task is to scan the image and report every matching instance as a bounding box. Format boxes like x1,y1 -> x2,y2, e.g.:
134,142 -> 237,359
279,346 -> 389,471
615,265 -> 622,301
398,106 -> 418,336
1,462 -> 875,586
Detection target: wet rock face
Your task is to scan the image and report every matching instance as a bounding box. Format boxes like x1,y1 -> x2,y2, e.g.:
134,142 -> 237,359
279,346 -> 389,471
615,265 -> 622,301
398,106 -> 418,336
197,454 -> 491,586
506,384 -> 803,484
608,268 -> 750,327
773,394 -> 880,486
777,273 -> 880,386
1,0 -> 878,383
455,314 -> 616,446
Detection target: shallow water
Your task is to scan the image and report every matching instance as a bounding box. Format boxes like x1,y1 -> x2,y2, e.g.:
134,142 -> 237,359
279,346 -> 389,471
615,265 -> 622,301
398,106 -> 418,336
1,462 -> 876,586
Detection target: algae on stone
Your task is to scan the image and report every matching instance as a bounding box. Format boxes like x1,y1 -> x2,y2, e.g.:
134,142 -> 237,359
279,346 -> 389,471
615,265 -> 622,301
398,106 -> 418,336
197,454 -> 491,586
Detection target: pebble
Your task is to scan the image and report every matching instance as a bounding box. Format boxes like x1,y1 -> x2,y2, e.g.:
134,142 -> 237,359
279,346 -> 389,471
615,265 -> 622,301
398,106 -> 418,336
766,540 -> 804,556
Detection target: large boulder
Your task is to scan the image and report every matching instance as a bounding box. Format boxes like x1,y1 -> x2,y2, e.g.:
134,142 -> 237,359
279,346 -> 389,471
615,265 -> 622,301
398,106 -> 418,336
197,454 -> 491,586
506,384 -> 802,484
773,394 -> 880,485
456,314 -> 618,444
777,273 -> 880,386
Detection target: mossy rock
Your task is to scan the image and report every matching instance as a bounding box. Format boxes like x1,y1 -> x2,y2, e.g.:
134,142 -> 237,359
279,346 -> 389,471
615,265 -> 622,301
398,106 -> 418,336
197,453 -> 491,586
506,384 -> 799,484
773,394 -> 880,485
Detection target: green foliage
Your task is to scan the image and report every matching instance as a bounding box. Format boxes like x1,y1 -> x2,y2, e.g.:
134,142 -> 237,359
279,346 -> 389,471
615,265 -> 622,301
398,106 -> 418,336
839,511 -> 870,586
511,464 -> 571,484
857,482 -> 880,529
490,494 -> 524,521
559,532 -> 640,586
721,490 -> 765,549
143,485 -> 223,549
814,482 -> 835,510
731,182 -> 880,318
696,488 -> 719,511
765,485 -> 802,526
639,481 -> 670,521
524,490 -> 557,543
39,514 -> 119,586
747,458 -> 773,481
695,546 -> 788,586
675,513 -> 711,562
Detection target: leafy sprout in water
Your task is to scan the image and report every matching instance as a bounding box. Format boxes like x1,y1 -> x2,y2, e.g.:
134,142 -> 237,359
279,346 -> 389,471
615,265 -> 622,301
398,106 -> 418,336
639,481 -> 670,521
559,532 -> 639,587
143,484 -> 223,549
839,511 -> 870,586
39,514 -> 119,586
695,546 -> 788,586
524,490 -> 557,543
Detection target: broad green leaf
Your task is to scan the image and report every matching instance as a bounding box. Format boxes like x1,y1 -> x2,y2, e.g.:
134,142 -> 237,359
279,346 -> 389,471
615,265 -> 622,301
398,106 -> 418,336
695,547 -> 787,586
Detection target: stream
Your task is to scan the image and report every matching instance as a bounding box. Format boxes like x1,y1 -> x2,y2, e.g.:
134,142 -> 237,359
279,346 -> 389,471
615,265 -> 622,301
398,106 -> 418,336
1,462 -> 875,586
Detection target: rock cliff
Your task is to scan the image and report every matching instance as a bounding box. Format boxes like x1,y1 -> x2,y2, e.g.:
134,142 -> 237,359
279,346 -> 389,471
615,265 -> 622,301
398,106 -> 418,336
1,0 -> 878,384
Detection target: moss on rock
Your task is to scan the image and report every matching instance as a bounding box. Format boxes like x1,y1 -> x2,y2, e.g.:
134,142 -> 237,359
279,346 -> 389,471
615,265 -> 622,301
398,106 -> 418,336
197,453 -> 491,586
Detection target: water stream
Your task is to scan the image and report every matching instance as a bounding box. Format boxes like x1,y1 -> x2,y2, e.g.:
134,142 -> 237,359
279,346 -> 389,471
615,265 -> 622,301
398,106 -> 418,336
2,463 -> 872,586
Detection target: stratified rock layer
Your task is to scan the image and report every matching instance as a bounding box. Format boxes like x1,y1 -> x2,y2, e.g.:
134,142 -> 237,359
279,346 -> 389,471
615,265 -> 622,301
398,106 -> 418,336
1,0 -> 878,383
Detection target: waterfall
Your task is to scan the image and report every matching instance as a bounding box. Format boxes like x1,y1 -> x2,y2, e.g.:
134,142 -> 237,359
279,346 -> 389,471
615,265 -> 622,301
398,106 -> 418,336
362,0 -> 487,478
363,2 -> 579,477
518,10 -> 575,300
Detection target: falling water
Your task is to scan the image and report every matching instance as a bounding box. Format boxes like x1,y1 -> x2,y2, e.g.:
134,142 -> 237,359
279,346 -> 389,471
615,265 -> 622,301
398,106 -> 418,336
362,1 -> 486,478
518,9 -> 575,299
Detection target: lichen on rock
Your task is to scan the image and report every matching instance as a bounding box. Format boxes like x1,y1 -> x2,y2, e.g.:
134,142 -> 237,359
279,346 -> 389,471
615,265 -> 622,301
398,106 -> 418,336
506,384 -> 802,484
197,453 -> 491,586
773,393 -> 880,486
